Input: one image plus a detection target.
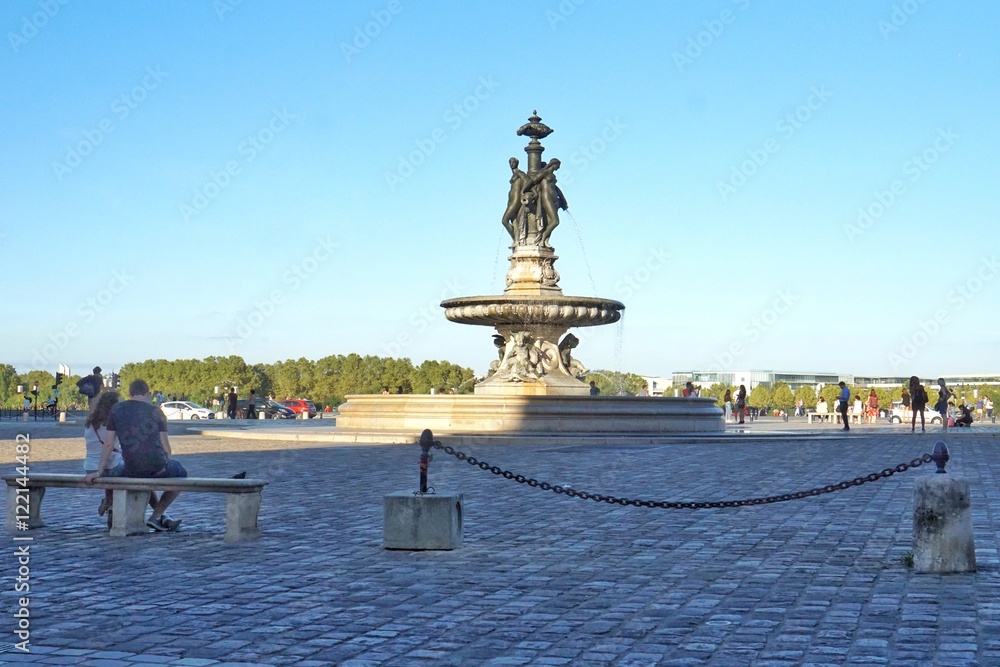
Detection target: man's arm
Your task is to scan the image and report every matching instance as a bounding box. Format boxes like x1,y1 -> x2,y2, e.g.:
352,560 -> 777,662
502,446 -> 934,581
160,431 -> 172,458
84,430 -> 117,484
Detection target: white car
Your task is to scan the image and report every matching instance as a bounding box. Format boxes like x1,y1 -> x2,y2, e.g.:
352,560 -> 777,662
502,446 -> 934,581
888,400 -> 942,425
160,401 -> 215,420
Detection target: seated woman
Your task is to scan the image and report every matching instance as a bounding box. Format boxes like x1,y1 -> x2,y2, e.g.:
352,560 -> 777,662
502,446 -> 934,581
955,404 -> 974,428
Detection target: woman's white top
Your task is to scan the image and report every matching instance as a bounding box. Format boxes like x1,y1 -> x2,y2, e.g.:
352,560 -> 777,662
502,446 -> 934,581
83,424 -> 123,472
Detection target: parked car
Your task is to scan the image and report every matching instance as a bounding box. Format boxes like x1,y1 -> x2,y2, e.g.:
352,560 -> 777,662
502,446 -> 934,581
888,400 -> 942,424
280,399 -> 317,418
160,401 -> 215,420
235,397 -> 296,419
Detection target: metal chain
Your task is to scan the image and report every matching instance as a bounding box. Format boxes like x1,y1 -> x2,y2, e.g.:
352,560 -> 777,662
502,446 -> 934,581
431,442 -> 934,509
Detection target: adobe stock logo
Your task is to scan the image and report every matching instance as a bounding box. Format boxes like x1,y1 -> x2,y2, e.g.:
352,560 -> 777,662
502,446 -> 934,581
30,270 -> 133,367
340,0 -> 406,63
8,0 -> 71,53
672,0 -> 752,73
887,256 -> 998,370
52,66 -> 169,180
843,127 -> 957,243
708,289 -> 799,371
717,85 -> 832,202
383,76 -> 500,191
179,108 -> 297,222
226,237 -> 338,348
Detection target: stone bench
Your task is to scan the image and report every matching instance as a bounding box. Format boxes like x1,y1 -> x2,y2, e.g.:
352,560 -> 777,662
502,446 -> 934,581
807,412 -> 864,424
3,473 -> 267,543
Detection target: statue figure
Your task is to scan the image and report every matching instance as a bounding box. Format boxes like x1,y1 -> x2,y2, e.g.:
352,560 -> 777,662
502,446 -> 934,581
536,158 -> 567,249
487,334 -> 506,376
501,158 -> 527,245
540,257 -> 560,287
516,189 -> 538,246
512,159 -> 567,249
495,331 -> 542,382
558,333 -> 588,379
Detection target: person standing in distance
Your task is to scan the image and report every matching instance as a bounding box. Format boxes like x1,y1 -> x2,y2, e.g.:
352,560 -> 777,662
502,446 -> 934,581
735,385 -> 747,424
909,376 -> 927,432
936,378 -> 954,432
227,387 -> 238,420
837,381 -> 851,431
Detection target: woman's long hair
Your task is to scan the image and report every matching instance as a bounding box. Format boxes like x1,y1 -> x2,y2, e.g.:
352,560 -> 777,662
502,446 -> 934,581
84,392 -> 119,430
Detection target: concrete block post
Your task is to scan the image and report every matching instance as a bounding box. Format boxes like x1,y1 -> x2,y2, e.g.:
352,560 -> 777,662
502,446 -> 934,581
913,475 -> 976,573
110,489 -> 151,537
383,491 -> 463,550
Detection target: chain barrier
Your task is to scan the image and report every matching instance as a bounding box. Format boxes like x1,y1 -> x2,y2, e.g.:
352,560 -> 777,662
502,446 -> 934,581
431,441 -> 934,509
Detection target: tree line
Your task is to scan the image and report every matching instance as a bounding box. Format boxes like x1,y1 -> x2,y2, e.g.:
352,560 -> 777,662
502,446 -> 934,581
0,355 -> 476,409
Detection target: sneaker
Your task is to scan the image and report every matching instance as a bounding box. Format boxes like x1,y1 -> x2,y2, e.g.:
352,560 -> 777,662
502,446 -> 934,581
98,496 -> 112,517
231,471 -> 247,479
146,515 -> 182,532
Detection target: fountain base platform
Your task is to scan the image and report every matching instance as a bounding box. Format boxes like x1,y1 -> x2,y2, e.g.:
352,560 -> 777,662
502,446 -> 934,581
335,394 -> 724,435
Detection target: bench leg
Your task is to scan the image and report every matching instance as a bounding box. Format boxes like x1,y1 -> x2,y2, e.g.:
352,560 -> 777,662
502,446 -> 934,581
5,486 -> 46,531
225,491 -> 262,542
110,489 -> 150,537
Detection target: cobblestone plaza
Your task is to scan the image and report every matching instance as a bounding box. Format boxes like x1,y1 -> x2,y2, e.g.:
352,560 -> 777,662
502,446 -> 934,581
2,424 -> 1000,666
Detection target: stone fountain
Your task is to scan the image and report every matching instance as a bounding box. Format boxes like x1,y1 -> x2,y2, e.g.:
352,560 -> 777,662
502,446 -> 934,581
336,113 -> 723,439
441,112 -> 623,396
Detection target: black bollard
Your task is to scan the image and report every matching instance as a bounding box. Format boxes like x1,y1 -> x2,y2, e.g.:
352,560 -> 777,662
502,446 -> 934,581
418,429 -> 434,493
931,441 -> 950,474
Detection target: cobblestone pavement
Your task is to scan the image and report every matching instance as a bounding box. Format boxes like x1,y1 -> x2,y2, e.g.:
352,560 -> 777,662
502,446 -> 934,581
2,430 -> 999,666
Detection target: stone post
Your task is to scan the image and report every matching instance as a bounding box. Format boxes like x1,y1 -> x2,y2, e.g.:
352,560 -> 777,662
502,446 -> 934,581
913,475 -> 976,573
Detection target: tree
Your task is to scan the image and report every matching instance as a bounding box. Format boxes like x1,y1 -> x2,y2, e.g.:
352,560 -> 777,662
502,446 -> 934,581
748,384 -> 771,409
794,385 -> 817,409
702,383 -> 736,406
586,371 -> 645,396
770,381 -> 794,412
819,384 -> 843,408
0,364 -> 18,407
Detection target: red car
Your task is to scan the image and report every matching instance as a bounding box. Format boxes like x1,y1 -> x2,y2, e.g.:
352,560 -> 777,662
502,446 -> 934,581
280,399 -> 317,418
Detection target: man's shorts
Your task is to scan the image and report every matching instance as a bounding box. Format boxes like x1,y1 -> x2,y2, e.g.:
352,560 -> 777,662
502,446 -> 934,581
102,463 -> 126,477
102,460 -> 188,478
153,460 -> 188,478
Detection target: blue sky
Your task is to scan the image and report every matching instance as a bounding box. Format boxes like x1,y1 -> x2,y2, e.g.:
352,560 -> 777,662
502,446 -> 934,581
2,0 -> 998,379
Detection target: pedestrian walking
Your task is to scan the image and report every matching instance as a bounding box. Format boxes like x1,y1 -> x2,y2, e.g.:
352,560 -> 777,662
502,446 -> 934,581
866,389 -> 879,424
246,389 -> 257,419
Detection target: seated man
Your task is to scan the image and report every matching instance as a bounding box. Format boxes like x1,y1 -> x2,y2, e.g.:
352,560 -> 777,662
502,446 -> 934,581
84,378 -> 186,531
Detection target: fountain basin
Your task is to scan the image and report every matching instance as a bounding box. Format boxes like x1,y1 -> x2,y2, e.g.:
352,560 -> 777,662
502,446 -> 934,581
336,394 -> 724,434
442,295 -> 624,327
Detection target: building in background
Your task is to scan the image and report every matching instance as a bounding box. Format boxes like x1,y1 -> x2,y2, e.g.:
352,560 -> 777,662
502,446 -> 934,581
670,370 -> 850,394
639,376 -> 671,397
